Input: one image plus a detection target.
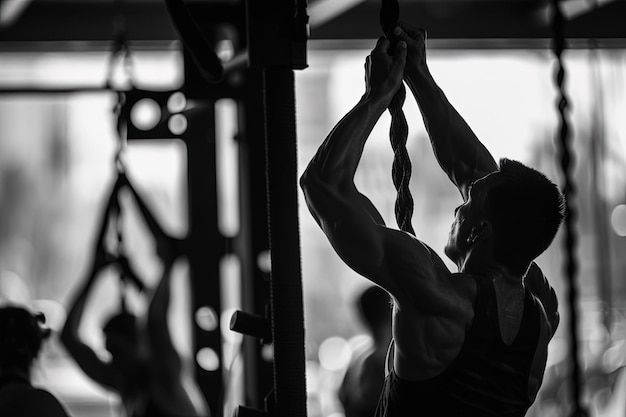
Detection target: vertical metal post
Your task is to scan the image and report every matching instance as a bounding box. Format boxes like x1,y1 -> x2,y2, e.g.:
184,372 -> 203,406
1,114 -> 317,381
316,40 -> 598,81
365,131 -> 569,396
263,65 -> 307,417
184,100 -> 225,417
244,0 -> 309,416
588,47 -> 613,327
237,66 -> 275,408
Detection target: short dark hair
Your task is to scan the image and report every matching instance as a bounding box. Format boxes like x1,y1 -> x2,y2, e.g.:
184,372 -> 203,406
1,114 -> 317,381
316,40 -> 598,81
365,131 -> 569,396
485,158 -> 566,273
0,305 -> 51,369
357,285 -> 391,331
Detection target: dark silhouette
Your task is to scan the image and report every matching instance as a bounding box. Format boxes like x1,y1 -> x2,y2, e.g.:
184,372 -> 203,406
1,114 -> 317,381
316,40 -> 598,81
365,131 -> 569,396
0,305 -> 71,416
300,22 -> 564,416
338,285 -> 392,417
61,174 -> 210,417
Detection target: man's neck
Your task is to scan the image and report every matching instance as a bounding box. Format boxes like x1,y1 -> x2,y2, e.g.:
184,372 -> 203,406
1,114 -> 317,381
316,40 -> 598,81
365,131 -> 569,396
460,248 -> 524,286
461,258 -> 508,280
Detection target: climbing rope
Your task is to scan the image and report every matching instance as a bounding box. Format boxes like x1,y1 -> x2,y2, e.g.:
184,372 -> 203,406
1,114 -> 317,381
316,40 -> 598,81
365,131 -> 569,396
549,1 -> 588,415
380,0 -> 415,236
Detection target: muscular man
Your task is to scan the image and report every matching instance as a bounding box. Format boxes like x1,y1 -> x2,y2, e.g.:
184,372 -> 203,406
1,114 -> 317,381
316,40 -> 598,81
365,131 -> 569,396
300,23 -> 564,416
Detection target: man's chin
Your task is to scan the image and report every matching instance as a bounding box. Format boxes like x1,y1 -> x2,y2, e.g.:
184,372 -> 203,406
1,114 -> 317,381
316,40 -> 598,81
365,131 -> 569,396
444,245 -> 452,259
444,244 -> 460,263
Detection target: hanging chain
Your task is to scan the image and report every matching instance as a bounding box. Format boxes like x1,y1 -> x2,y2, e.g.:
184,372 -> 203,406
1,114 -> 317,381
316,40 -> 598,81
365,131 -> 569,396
549,1 -> 589,416
113,90 -> 127,174
105,0 -> 134,90
104,0 -> 135,311
105,0 -> 133,174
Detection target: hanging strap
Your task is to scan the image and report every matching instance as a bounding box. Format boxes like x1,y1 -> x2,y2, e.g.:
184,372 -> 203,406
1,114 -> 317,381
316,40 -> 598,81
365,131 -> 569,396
121,172 -> 183,263
380,0 -> 415,236
163,0 -> 224,83
96,169 -> 183,312
100,174 -> 146,296
108,90 -> 145,309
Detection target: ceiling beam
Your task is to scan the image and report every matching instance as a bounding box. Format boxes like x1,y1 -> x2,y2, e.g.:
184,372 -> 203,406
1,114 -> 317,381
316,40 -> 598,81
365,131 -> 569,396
309,0 -> 626,42
0,2 -> 243,45
0,0 -> 624,51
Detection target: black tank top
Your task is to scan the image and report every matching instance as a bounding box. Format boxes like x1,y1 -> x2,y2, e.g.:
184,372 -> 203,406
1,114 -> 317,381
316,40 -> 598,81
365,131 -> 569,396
375,276 -> 541,417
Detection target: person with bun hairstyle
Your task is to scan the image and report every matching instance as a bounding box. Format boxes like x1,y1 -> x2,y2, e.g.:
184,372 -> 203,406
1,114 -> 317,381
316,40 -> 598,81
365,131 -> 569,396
0,304 -> 72,416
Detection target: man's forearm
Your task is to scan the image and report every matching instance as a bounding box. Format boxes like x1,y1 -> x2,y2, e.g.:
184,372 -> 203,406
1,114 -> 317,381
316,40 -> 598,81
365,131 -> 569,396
302,37 -> 405,231
301,93 -> 391,230
405,69 -> 497,197
304,94 -> 390,187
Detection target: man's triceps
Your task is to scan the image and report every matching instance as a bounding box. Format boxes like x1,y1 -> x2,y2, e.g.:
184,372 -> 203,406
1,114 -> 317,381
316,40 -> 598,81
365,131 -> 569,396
327,213 -> 387,275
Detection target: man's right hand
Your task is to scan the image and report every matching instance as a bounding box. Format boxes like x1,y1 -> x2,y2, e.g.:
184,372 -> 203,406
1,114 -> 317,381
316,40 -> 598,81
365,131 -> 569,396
392,23 -> 428,84
364,36 -> 406,102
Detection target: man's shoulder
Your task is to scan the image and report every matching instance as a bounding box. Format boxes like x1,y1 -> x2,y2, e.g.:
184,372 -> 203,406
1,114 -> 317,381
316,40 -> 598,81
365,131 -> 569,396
524,262 -> 559,337
524,263 -> 558,311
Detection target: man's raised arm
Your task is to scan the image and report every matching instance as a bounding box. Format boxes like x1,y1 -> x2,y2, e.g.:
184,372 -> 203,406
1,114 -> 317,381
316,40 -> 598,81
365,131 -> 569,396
300,37 -> 406,282
394,24 -> 498,200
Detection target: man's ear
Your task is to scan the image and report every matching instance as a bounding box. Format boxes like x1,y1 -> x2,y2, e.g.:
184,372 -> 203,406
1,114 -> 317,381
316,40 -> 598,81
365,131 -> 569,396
467,220 -> 491,245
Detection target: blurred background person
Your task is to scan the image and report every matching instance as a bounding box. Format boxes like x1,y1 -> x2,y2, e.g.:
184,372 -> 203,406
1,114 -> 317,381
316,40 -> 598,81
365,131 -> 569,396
338,285 -> 392,417
0,304 -> 71,416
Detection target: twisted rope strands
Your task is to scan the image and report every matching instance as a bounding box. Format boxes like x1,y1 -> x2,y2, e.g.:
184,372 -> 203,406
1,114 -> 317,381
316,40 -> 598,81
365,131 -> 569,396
380,0 -> 415,236
388,87 -> 414,235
